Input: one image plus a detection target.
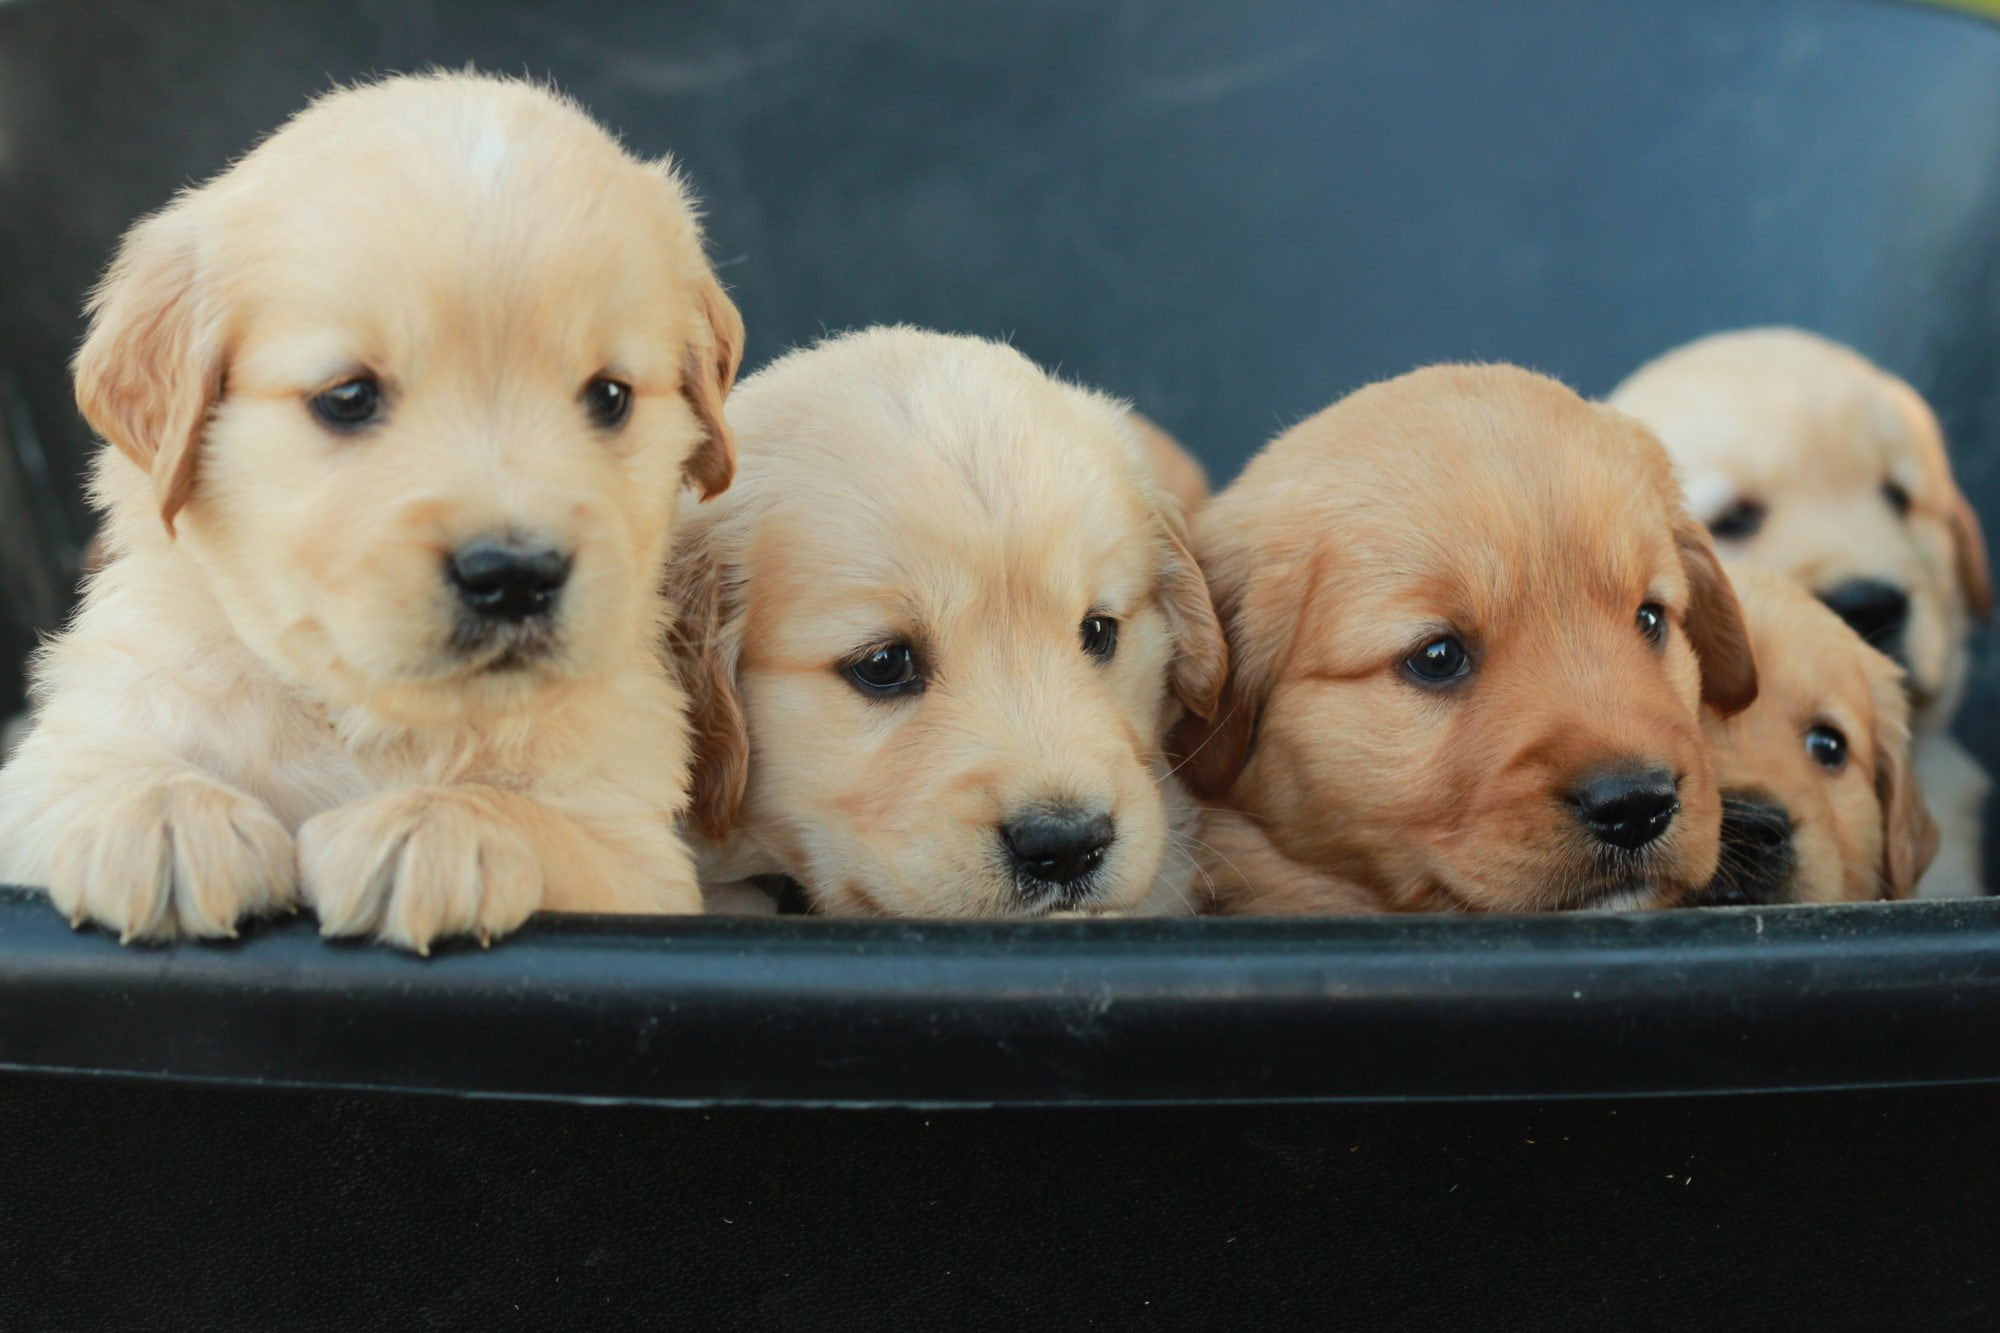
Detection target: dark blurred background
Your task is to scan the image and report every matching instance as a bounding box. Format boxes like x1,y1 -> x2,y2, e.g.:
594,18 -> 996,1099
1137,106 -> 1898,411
2,0 -> 1996,815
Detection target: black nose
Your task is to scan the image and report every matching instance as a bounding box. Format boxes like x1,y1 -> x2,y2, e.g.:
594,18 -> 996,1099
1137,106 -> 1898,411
447,541 -> 571,622
1818,578 -> 1909,655
1570,765 -> 1680,852
1001,809 -> 1116,888
1696,793 -> 1798,907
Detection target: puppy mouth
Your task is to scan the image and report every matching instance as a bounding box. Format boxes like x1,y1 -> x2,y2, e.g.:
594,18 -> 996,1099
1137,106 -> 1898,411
451,615 -> 563,673
1016,876 -> 1106,916
1555,876 -> 1664,912
1551,846 -> 1680,912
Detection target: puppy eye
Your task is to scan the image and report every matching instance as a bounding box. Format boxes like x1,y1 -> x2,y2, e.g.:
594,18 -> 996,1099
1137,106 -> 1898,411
1806,723 -> 1849,772
309,376 -> 384,432
1882,479 -> 1912,518
845,643 -> 922,697
1404,635 -> 1471,686
1080,615 -> 1118,662
1636,602 -> 1668,647
1708,498 -> 1766,541
582,377 -> 633,430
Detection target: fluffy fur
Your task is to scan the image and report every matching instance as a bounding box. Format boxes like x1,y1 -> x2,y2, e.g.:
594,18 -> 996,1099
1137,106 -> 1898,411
1696,569 -> 1936,905
0,73 -> 742,950
670,327 -> 1226,916
1180,364 -> 1758,914
1611,327 -> 1991,896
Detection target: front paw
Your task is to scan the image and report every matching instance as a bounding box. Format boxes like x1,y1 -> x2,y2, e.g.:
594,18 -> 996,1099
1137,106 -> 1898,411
299,788 -> 541,953
46,773 -> 296,943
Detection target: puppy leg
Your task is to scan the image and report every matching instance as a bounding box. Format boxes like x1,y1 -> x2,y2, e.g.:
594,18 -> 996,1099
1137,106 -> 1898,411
299,784 -> 697,951
0,741 -> 295,942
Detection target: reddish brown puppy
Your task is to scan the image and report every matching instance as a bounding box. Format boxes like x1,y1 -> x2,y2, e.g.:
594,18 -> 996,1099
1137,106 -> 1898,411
1181,364 -> 1758,914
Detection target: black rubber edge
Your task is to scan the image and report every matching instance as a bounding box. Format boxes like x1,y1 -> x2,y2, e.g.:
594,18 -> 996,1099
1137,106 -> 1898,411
3,886 -> 1998,1106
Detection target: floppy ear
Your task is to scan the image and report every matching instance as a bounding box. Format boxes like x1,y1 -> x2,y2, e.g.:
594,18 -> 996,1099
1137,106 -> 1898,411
1165,524 -> 1292,801
1947,487 -> 1992,622
679,275 -> 743,502
1879,377 -> 1990,622
664,523 -> 749,840
1674,512 -> 1759,716
1868,681 -> 1939,899
72,208 -> 226,537
1153,499 -> 1227,724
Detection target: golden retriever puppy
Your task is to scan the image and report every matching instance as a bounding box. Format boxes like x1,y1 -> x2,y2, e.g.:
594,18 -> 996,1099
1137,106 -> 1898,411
1610,327 -> 1991,896
1693,569 -> 1936,905
670,326 -> 1226,917
1178,365 -> 1758,914
0,73 -> 742,950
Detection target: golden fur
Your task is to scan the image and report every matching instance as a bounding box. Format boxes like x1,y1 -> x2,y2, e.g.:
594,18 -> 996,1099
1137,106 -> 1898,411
1698,569 -> 1935,904
670,327 -> 1225,916
1180,364 -> 1757,914
1610,327 -> 1991,896
0,73 -> 740,949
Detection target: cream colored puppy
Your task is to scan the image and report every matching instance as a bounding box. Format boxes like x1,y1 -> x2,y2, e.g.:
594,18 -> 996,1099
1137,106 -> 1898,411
0,74 -> 741,949
671,327 -> 1226,917
1611,328 -> 1991,896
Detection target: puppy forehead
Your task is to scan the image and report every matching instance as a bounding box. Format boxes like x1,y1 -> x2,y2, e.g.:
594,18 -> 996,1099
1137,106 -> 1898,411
736,344 -> 1160,641
216,79 -> 699,378
1619,335 -> 1942,497
1735,571 -> 1892,735
1259,368 -> 1687,632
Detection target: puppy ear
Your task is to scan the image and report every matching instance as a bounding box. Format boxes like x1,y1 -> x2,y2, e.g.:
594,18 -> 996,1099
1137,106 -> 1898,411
665,523 -> 749,840
1165,525 -> 1288,801
679,276 -> 744,502
72,209 -> 225,537
1879,377 -> 1990,622
1869,675 -> 1939,899
1674,512 -> 1759,716
1168,670 -> 1259,801
1947,486 -> 1992,622
1154,499 -> 1228,724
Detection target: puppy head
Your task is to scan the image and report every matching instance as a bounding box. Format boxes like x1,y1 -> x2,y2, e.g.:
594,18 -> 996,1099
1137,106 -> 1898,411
1694,569 -> 1937,905
1175,365 -> 1756,912
74,73 -> 741,725
669,327 -> 1224,916
1610,327 -> 1990,726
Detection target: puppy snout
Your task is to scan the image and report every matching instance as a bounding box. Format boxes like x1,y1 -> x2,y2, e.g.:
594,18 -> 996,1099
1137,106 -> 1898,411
448,540 -> 571,623
1693,793 -> 1798,907
1722,794 -> 1794,852
1817,578 -> 1909,657
1001,807 -> 1116,892
1569,764 -> 1680,852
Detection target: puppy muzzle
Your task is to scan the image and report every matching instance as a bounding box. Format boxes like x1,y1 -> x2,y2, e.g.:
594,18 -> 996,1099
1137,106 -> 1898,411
445,537 -> 572,671
1688,791 -> 1797,907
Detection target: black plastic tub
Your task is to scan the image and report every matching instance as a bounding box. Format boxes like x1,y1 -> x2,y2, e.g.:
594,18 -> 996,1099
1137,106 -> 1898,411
3,0 -> 2000,1325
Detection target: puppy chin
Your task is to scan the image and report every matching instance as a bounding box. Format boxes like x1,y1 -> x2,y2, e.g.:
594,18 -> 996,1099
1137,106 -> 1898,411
311,623 -> 596,731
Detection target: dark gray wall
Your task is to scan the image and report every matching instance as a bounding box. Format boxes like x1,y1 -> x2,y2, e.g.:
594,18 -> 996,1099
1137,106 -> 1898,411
2,0 -> 1996,807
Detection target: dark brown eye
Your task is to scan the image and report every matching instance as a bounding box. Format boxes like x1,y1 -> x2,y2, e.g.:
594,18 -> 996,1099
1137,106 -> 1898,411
845,643 -> 922,697
1636,602 -> 1667,647
1080,615 -> 1118,662
582,377 -> 633,429
309,376 -> 383,431
1405,635 -> 1470,686
1882,479 -> 1912,518
1709,498 -> 1766,541
1806,724 -> 1848,771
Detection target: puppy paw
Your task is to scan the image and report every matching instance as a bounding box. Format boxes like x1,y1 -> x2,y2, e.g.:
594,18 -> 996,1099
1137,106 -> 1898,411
46,773 -> 296,943
299,788 -> 542,952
